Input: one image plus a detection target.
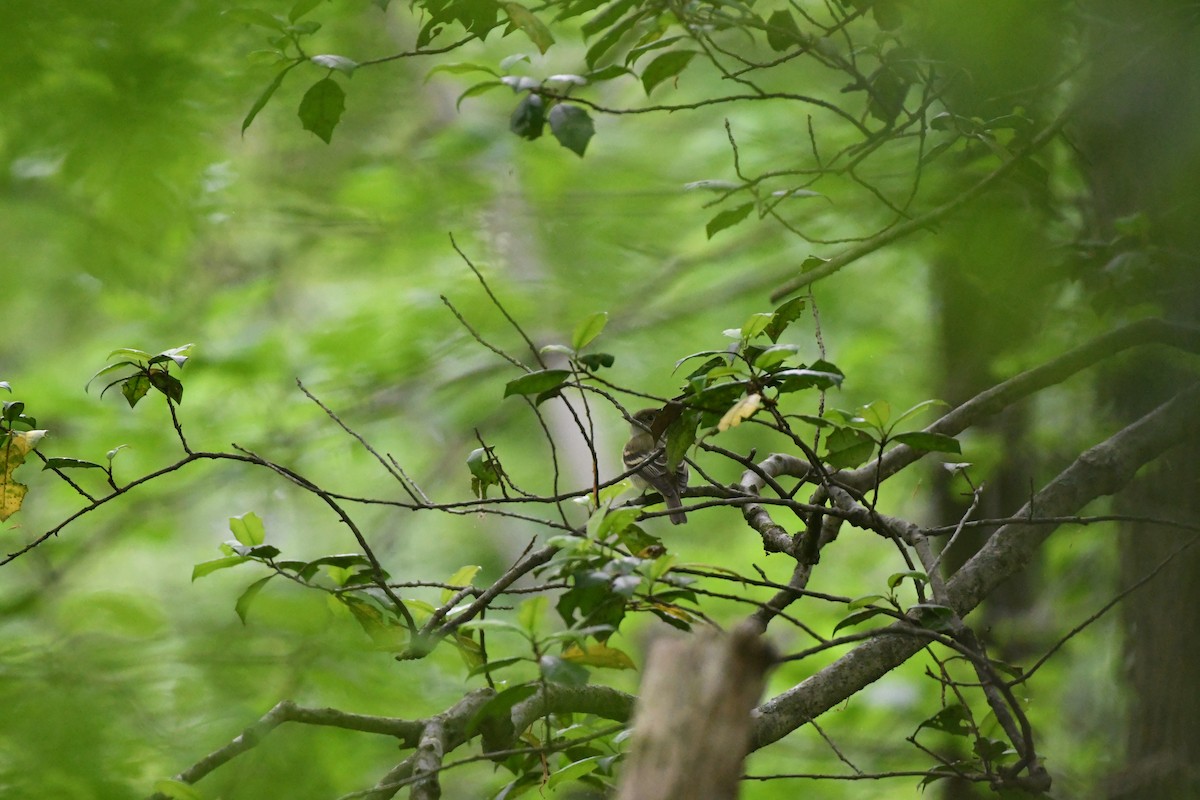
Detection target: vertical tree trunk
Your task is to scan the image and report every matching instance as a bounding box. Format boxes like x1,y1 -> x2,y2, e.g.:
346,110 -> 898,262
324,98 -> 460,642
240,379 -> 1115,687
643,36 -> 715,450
616,625 -> 775,800
1078,3 -> 1200,798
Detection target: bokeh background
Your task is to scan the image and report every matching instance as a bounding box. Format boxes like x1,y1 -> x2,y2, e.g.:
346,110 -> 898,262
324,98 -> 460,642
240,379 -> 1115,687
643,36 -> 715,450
4,1 -> 1196,798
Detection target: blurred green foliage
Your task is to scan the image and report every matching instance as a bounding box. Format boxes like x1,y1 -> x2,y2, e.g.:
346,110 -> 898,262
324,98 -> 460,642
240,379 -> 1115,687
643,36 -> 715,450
0,0 -> 1178,798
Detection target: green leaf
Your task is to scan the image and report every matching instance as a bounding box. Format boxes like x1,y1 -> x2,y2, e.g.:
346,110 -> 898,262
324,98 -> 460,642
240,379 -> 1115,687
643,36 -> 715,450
230,543 -> 280,559
664,410 -> 698,471
585,10 -> 644,68
42,457 -> 103,471
442,565 -> 482,603
416,18 -> 443,48
822,427 -> 876,470
974,736 -> 1010,761
546,755 -> 602,789
765,296 -> 806,343
800,254 -> 829,273
303,553 -> 371,570
616,523 -> 661,556
594,507 -> 642,541
122,374 -> 151,407
765,9 -> 802,51
456,80 -> 506,109
909,603 -> 956,631
920,139 -> 956,167
242,66 -> 293,135
866,66 -> 908,123
192,556 -> 250,581
539,654 -> 590,685
311,54 -> 358,75
3,401 -> 24,422
577,352 -> 615,370
859,399 -> 890,430
753,344 -> 800,370
229,511 -> 266,546
549,104 -> 595,157
641,50 -> 696,94
466,446 -> 500,481
891,431 -> 961,454
426,62 -> 500,81
452,0 -> 501,35
459,618 -> 529,636
740,312 -> 773,340
625,35 -> 686,66
832,607 -> 886,635
846,594 -> 886,610
887,570 -> 926,589
916,704 -> 971,736
289,0 -> 324,21
689,381 -> 750,419
570,312 -> 609,352
503,3 -> 555,53
518,595 -> 548,633
453,631 -> 485,673
147,370 -> 183,404
467,447 -> 501,499
467,684 -> 538,733
223,8 -> 286,30
235,575 -> 274,624
466,655 -> 526,678
509,93 -> 545,140
771,366 -> 844,393
297,77 -> 346,144
151,343 -> 193,368
322,565 -> 354,586
107,348 -> 152,361
705,202 -> 754,239
893,398 -> 949,427
581,0 -> 635,36
675,350 -> 730,371
873,0 -> 903,30
586,63 -> 632,82
503,368 -> 570,398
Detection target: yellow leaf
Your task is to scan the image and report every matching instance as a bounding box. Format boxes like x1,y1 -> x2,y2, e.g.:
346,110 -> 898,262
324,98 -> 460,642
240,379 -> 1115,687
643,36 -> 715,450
718,393 -> 762,431
442,564 -> 482,604
1,430 -> 46,522
562,642 -> 637,670
647,600 -> 697,623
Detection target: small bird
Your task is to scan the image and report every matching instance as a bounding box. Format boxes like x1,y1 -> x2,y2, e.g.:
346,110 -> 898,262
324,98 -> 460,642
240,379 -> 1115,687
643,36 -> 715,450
622,408 -> 689,524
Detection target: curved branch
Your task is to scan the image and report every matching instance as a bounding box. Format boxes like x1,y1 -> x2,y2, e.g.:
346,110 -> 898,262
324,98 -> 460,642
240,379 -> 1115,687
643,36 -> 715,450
146,701 -> 425,799
769,108 -> 1071,301
843,318 -> 1200,491
750,382 -> 1200,749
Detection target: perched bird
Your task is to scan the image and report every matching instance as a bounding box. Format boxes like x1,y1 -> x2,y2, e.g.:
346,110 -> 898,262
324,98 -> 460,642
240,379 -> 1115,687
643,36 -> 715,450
622,407 -> 689,525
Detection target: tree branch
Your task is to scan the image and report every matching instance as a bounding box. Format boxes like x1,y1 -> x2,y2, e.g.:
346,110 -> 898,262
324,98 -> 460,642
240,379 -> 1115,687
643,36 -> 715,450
843,318 -> 1200,490
751,382 -> 1200,749
769,108 -> 1070,300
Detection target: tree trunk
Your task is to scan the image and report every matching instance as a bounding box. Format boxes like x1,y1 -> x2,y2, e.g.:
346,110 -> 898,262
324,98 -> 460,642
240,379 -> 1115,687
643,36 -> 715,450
1078,3 -> 1200,798
616,624 -> 775,800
